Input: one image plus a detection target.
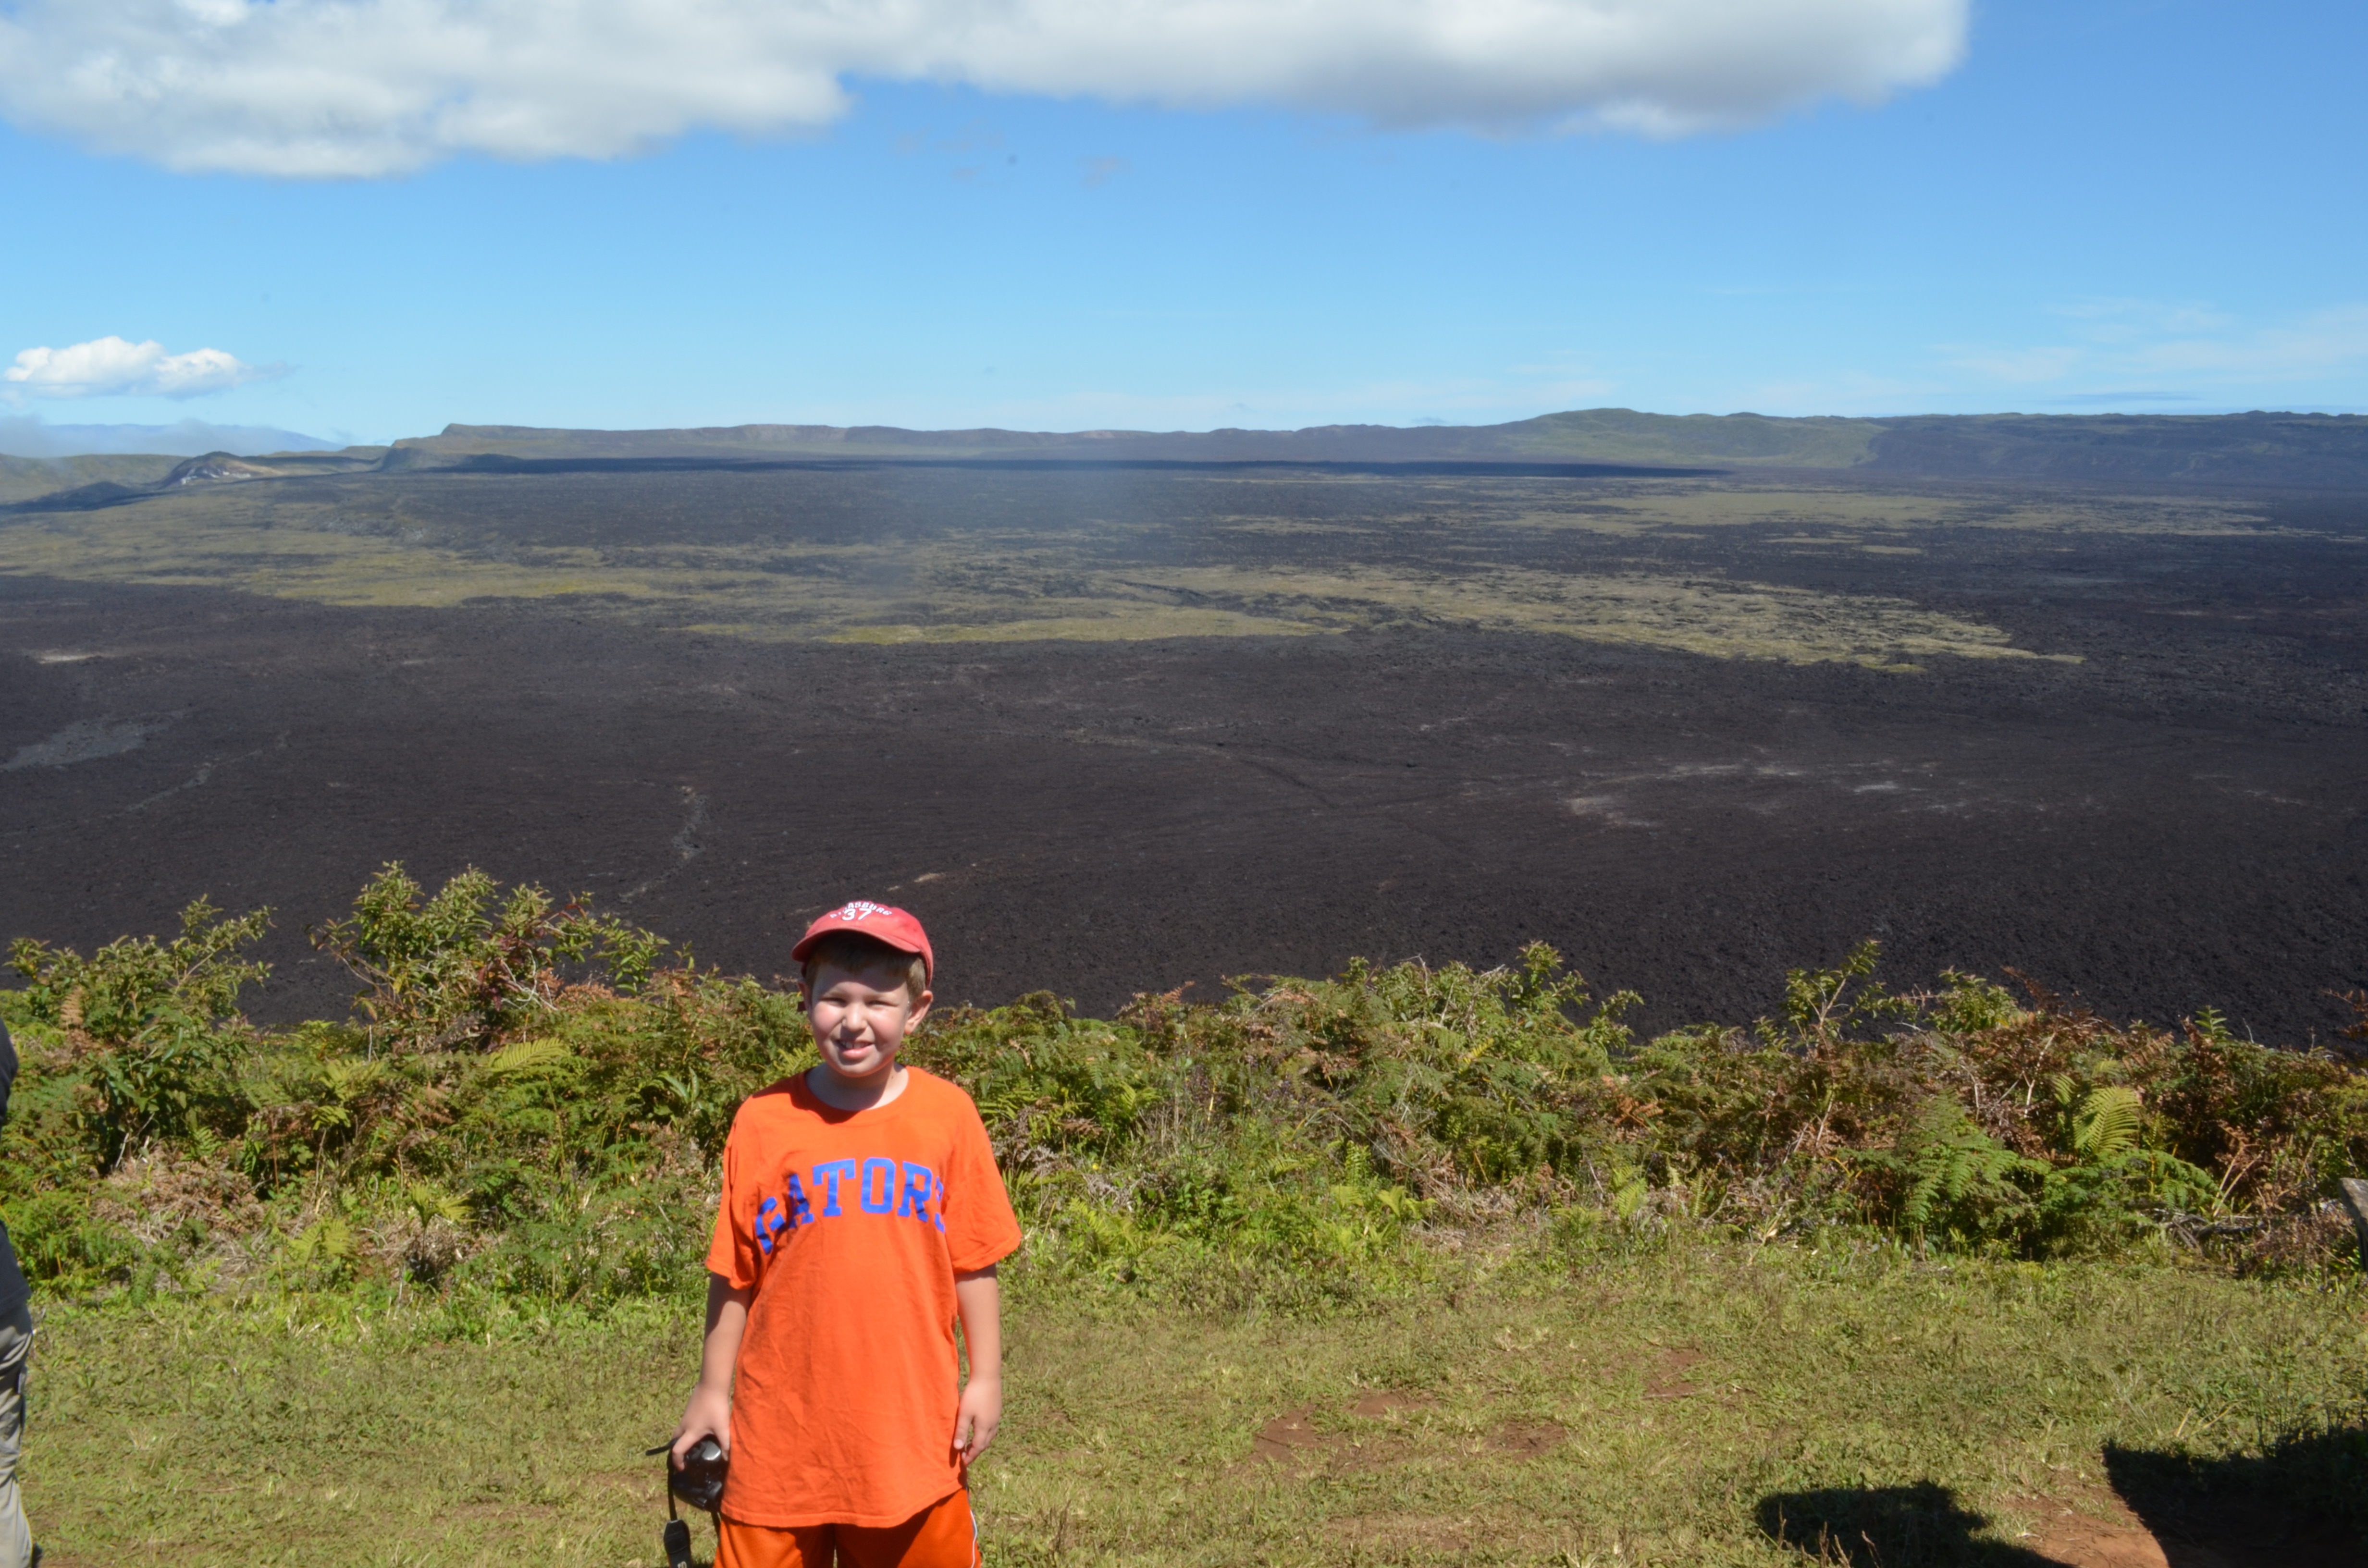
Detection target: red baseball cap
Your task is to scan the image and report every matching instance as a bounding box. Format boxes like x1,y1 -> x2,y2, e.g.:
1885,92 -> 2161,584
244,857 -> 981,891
790,900 -> 933,980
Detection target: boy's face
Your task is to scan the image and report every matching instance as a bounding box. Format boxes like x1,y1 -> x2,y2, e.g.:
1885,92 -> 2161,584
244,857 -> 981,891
803,961 -> 933,1084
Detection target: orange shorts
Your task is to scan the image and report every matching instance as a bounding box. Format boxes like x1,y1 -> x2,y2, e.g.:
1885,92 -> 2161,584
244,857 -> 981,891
716,1489 -> 979,1568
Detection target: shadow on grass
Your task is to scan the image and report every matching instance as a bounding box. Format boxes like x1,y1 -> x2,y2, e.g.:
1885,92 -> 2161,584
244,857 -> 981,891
1756,1483 -> 2057,1567
2103,1426 -> 2367,1568
1759,1429 -> 2367,1568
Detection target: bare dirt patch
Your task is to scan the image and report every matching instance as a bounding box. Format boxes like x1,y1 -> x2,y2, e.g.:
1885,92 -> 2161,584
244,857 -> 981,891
2060,1501 -> 2366,1568
2013,1490 -> 2354,1568
1646,1347 -> 1708,1400
1255,1395 -> 1436,1470
1488,1420 -> 1567,1457
1252,1407 -> 1329,1464
2018,1496 -> 2182,1568
1350,1389 -> 1435,1419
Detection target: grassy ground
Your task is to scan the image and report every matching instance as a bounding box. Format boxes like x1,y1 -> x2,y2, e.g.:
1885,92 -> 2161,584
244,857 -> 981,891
0,469 -> 2282,662
21,1242 -> 2364,1568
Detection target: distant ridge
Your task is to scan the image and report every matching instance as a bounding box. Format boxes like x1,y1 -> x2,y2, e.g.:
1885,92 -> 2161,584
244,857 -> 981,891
0,419 -> 340,459
10,409 -> 2368,510
0,445 -> 387,510
389,408 -> 2368,488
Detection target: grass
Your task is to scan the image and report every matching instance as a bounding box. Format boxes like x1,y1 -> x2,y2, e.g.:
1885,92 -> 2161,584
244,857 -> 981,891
0,468 -> 2177,664
1515,486 -> 2283,539
1,454 -> 2318,667
1119,564 -> 2067,669
22,1245 -> 2365,1567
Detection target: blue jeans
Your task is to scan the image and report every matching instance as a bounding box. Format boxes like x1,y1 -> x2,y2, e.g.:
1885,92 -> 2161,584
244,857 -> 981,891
0,1301 -> 28,1568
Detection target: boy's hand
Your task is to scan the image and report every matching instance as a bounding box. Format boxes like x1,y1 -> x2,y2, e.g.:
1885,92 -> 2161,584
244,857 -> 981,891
675,1384 -> 734,1467
952,1375 -> 1002,1463
952,1264 -> 1004,1464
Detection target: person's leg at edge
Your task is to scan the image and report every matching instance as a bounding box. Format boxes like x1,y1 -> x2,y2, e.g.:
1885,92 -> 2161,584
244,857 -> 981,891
0,1301 -> 31,1568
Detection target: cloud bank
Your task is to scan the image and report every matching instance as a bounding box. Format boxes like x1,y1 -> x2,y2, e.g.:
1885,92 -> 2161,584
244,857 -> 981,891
0,0 -> 1969,177
4,337 -> 283,399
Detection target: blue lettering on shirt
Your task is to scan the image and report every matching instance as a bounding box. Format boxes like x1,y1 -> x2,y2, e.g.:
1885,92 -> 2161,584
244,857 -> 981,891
751,1156 -> 948,1250
860,1157 -> 898,1214
812,1158 -> 859,1216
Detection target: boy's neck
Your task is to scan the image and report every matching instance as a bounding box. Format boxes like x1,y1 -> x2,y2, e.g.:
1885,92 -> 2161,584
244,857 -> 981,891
805,1061 -> 909,1113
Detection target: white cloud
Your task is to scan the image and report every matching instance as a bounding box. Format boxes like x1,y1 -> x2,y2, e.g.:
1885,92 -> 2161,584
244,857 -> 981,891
3,336 -> 283,399
0,0 -> 1969,177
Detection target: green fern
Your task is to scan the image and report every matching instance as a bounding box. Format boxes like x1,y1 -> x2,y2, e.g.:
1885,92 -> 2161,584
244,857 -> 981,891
287,1214 -> 354,1264
321,1057 -> 388,1100
404,1181 -> 471,1226
1892,1095 -> 2040,1237
481,1037 -> 571,1076
2072,1086 -> 2143,1160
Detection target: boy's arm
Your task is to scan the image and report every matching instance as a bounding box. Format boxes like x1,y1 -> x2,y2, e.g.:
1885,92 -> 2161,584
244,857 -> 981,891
675,1272 -> 754,1464
951,1264 -> 1003,1462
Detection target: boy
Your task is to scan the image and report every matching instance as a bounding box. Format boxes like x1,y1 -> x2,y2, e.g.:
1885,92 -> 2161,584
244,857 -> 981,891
674,901 -> 1021,1568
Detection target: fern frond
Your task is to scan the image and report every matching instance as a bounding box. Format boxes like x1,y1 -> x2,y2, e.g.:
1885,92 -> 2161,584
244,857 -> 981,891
481,1037 -> 571,1076
405,1181 -> 472,1226
2073,1085 -> 2143,1160
289,1215 -> 355,1263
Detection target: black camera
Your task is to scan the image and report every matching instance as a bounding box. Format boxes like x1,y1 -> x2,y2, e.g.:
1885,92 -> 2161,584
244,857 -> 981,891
645,1437 -> 729,1568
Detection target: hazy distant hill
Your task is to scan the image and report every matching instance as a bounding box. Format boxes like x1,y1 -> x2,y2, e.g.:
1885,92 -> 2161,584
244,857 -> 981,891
0,419 -> 356,505
0,453 -> 185,506
0,418 -> 341,460
386,408 -> 2368,487
383,411 -> 1882,468
9,409 -> 2366,509
1863,413 -> 2368,486
0,446 -> 388,509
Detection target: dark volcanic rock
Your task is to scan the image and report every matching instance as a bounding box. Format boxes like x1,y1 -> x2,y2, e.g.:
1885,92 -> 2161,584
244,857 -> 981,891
1865,412 -> 2368,488
0,558 -> 2362,1042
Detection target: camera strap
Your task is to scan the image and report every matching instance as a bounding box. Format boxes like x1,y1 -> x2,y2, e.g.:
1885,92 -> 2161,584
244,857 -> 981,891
645,1443 -> 694,1568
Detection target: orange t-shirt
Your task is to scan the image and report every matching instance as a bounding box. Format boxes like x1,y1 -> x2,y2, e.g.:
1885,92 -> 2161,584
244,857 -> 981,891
704,1066 -> 1023,1529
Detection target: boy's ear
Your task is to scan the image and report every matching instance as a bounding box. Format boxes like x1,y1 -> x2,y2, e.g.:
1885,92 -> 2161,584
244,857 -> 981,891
908,989 -> 934,1029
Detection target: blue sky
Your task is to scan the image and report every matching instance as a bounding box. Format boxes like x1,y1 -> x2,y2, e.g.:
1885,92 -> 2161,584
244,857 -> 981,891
1,0 -> 2362,447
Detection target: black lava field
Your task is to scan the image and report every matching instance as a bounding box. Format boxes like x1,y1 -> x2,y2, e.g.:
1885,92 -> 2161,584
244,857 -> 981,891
1,463 -> 2364,1044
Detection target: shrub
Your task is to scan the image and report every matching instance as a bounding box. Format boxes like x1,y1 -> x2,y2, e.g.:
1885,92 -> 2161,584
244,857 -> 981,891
6,880 -> 2365,1311
8,899 -> 269,1170
307,862 -> 670,1054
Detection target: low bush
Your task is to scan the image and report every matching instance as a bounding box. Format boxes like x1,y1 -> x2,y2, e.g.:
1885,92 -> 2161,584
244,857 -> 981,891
3,868 -> 2364,1310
